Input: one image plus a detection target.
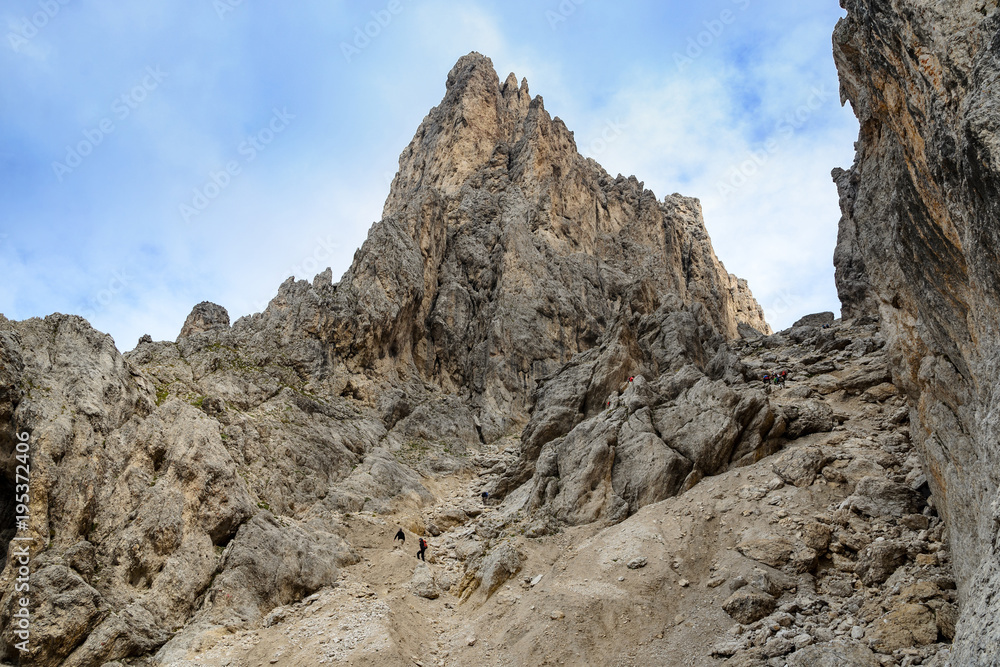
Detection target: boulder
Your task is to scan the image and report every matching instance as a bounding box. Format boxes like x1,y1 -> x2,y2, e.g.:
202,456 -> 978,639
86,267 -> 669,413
721,586 -> 776,624
737,538 -> 795,569
783,400 -> 835,439
846,476 -> 924,518
868,603 -> 939,652
8,566 -> 102,667
772,447 -> 830,487
785,640 -> 879,666
855,541 -> 908,586
477,543 -> 524,600
792,312 -> 835,328
411,562 -> 439,599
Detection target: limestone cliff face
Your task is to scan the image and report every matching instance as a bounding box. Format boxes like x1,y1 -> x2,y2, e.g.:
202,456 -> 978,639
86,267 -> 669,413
832,1 -> 1000,661
0,53 -> 770,666
243,53 -> 769,441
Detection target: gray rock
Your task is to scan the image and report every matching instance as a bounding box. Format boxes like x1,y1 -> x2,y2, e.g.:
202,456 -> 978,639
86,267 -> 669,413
411,562 -> 440,599
626,557 -> 648,570
792,312 -> 835,329
64,540 -> 97,578
782,400 -> 835,439
722,586 -> 777,624
5,565 -> 102,667
177,301 -> 230,339
474,542 -> 524,600
785,639 -> 879,666
772,447 -> 830,487
846,476 -> 924,518
833,3 -> 1000,659
855,541 -> 908,586
197,512 -> 350,627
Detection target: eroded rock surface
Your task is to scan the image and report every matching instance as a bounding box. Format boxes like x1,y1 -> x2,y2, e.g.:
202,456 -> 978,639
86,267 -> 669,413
833,2 -> 1000,660
0,53 -> 769,666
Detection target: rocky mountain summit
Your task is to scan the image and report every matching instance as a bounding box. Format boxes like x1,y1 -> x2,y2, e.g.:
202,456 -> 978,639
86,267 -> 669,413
0,53 -> 778,667
0,3 -> 997,660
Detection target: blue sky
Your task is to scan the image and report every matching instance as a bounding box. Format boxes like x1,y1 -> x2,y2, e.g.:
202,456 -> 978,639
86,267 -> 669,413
1,0 -> 857,350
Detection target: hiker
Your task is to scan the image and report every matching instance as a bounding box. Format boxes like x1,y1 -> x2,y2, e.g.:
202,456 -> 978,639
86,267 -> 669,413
417,537 -> 428,561
628,376 -> 635,383
481,490 -> 489,506
394,528 -> 405,546
778,370 -> 788,386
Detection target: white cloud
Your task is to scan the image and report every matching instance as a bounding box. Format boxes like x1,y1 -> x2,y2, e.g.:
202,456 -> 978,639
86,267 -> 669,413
559,27 -> 857,331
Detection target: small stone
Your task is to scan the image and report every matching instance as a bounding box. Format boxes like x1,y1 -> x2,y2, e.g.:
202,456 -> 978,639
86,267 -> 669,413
627,557 -> 648,570
466,636 -> 476,646
851,625 -> 865,639
550,610 -> 565,620
710,640 -> 745,657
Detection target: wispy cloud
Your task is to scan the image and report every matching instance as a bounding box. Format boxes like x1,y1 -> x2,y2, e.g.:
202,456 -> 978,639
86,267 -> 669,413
1,0 -> 854,348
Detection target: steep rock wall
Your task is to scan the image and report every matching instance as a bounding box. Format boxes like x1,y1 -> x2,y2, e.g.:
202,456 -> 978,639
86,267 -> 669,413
832,1 -> 1000,661
239,53 -> 769,441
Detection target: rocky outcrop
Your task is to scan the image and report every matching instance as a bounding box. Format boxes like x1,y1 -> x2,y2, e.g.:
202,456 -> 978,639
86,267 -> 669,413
832,1 -> 1000,661
0,315 -> 362,666
177,301 -> 230,339
0,54 -> 769,666
235,52 -> 768,443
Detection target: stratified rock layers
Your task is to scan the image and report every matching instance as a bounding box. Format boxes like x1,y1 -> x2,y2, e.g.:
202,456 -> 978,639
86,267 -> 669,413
249,53 -> 769,441
832,2 -> 1000,661
0,53 -> 768,666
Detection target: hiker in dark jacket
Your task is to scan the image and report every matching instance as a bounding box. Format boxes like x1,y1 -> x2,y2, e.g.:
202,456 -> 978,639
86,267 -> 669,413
417,537 -> 428,561
394,528 -> 405,546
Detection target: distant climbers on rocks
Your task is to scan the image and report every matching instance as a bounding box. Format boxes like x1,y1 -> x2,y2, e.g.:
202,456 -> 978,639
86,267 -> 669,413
762,371 -> 788,388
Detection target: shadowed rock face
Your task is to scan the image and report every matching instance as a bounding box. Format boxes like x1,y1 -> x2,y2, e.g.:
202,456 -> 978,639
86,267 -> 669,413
832,1 -> 1000,660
